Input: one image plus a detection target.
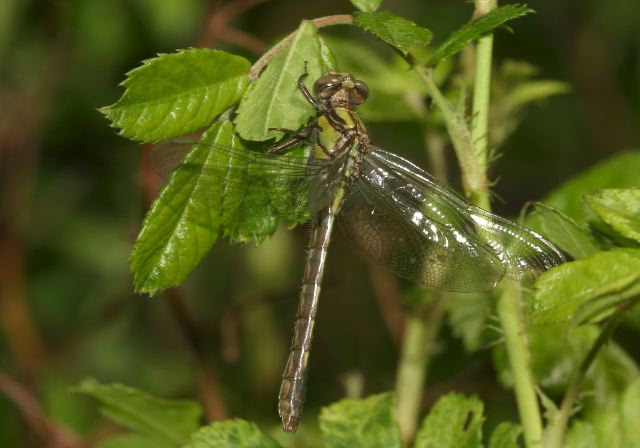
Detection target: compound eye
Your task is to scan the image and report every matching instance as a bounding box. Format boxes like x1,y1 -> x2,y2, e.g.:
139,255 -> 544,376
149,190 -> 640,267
354,80 -> 369,99
313,75 -> 342,98
350,80 -> 369,104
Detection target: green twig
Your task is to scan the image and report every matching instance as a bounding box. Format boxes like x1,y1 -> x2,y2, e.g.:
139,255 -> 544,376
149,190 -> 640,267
545,295 -> 640,448
470,32 -> 493,180
496,280 -> 543,448
411,65 -> 490,209
468,0 -> 495,210
470,1 -> 544,446
411,1 -> 543,446
395,294 -> 446,445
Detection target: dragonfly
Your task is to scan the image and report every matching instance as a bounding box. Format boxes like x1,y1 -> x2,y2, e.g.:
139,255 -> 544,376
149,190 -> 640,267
154,68 -> 565,433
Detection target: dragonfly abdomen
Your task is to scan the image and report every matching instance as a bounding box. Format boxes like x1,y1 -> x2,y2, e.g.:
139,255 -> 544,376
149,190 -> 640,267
278,208 -> 336,432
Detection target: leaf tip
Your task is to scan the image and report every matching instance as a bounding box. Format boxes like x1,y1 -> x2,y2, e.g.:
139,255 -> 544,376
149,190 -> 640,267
73,377 -> 100,395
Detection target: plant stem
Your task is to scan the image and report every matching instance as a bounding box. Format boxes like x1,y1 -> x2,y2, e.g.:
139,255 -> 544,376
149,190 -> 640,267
470,2 -> 544,446
545,295 -> 640,448
395,294 -> 446,445
496,281 -> 543,448
469,0 -> 495,209
470,31 -> 493,178
413,1 -> 544,446
412,66 -> 490,209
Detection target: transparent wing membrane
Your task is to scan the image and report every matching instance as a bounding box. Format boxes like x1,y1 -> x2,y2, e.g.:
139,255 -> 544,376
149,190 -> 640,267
358,149 -> 565,283
151,136 -> 330,242
152,137 -> 563,281
467,208 -> 565,280
339,179 -> 505,292
152,136 -> 320,180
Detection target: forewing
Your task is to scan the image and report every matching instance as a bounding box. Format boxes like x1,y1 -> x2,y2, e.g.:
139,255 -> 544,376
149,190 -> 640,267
366,149 -> 565,281
152,133 -> 318,180
339,180 -> 505,293
152,129 -> 328,244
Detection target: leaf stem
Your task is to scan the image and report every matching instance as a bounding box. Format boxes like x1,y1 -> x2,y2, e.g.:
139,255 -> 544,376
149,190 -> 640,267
469,0 -> 495,209
469,1 -> 544,446
545,295 -> 640,448
412,65 -> 490,209
470,31 -> 493,178
413,1 -> 544,446
496,280 -> 543,448
395,293 -> 446,445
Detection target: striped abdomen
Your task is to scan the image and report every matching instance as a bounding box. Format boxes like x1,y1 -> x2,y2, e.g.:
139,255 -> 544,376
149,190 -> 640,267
278,207 -> 335,432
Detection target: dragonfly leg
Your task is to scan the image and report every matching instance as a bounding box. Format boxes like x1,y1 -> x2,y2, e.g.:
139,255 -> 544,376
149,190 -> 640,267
298,62 -> 319,109
266,125 -> 318,154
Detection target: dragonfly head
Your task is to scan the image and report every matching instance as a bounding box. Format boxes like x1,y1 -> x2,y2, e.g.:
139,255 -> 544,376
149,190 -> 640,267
313,72 -> 369,107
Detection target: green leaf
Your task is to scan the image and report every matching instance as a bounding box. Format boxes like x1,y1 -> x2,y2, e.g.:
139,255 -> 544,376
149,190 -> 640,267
350,0 -> 382,13
414,393 -> 484,448
319,393 -> 402,448
353,10 -> 433,55
183,420 -> 280,448
501,80 -> 570,111
493,324 -> 638,393
622,378 -> 640,447
488,422 -> 522,448
447,291 -> 492,352
75,378 -> 202,446
101,49 -> 250,143
543,151 -> 640,224
97,434 -> 168,448
428,4 -> 534,67
590,401 -> 626,448
584,188 -> 640,244
491,75 -> 570,147
531,248 -> 640,324
526,203 -> 601,259
130,121 -> 311,295
564,421 -> 598,448
318,34 -> 338,71
129,122 -> 232,294
235,20 -> 333,141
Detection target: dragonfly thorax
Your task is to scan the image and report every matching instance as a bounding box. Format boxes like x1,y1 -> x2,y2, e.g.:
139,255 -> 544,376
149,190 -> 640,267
315,106 -> 368,162
313,72 -> 369,108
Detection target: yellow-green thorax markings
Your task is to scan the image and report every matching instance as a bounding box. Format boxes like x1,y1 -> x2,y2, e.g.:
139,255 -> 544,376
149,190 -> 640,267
312,72 -> 369,160
312,72 -> 370,212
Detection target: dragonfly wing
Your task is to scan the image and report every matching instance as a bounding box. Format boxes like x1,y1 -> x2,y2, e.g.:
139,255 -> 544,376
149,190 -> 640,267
365,149 -> 565,282
152,134 -> 319,180
339,179 -> 505,292
308,154 -> 351,213
466,207 -> 566,280
151,135 -> 330,243
151,131 -> 205,179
